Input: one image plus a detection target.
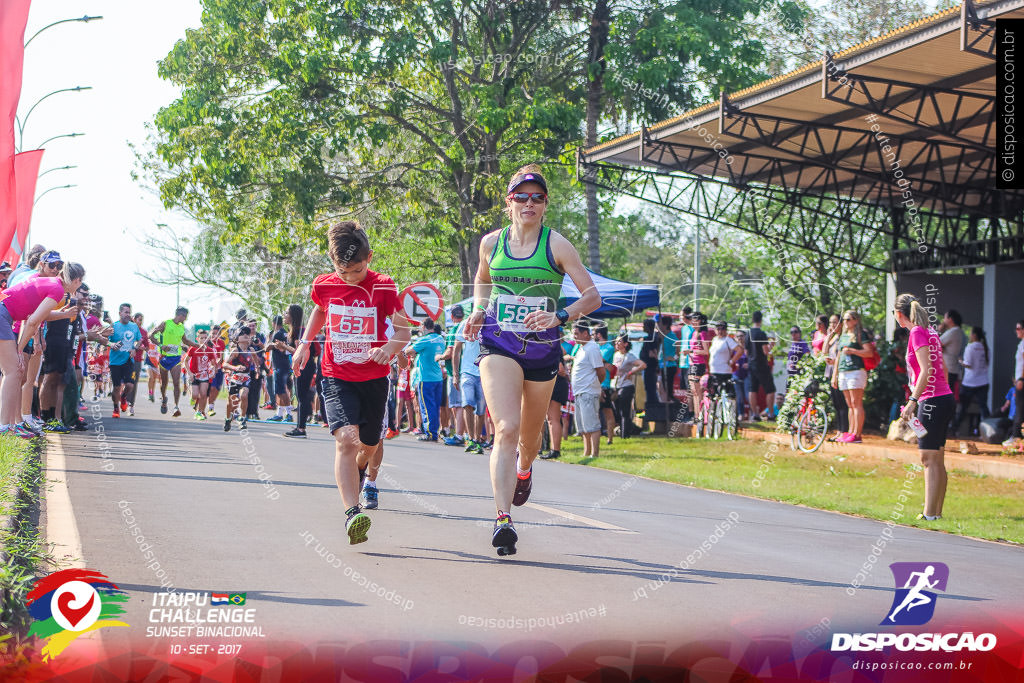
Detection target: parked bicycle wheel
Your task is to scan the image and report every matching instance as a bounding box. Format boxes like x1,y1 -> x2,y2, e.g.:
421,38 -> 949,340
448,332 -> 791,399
704,399 -> 717,439
789,400 -> 807,451
717,395 -> 738,440
796,403 -> 829,453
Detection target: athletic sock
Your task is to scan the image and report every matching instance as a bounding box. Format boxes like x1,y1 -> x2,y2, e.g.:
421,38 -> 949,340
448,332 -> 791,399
41,409 -> 55,422
363,480 -> 376,490
517,467 -> 531,479
277,406 -> 286,417
345,505 -> 361,518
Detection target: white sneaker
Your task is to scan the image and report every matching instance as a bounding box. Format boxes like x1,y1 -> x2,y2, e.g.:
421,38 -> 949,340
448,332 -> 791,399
1002,438 -> 1018,448
29,416 -> 45,429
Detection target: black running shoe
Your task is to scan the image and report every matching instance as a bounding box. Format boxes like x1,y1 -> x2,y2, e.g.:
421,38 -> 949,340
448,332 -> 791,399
224,416 -> 231,432
283,428 -> 306,439
160,399 -> 168,414
492,514 -> 517,556
512,467 -> 532,506
539,449 -> 560,460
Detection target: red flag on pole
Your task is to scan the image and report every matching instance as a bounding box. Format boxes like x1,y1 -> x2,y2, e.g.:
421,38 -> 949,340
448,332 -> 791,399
0,0 -> 33,259
4,148 -> 43,265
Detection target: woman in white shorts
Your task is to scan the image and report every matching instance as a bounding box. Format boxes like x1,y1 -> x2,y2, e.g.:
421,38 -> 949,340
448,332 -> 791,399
828,310 -> 875,443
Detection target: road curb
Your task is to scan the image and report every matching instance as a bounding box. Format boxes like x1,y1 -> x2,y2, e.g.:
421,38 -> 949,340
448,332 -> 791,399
741,428 -> 1024,481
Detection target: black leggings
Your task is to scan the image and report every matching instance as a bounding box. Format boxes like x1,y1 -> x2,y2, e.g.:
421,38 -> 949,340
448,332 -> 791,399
615,385 -> 636,437
831,385 -> 849,433
296,359 -> 317,430
644,365 -> 660,406
956,384 -> 989,434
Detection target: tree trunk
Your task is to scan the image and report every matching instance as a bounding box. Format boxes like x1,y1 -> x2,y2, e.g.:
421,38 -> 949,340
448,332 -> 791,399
583,0 -> 610,273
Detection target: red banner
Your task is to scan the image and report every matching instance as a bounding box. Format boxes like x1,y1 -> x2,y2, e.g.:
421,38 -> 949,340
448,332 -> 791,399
0,0 -> 32,259
4,147 -> 43,265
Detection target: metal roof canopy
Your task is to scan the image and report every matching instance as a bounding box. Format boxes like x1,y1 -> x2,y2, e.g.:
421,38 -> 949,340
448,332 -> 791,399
579,0 -> 1022,273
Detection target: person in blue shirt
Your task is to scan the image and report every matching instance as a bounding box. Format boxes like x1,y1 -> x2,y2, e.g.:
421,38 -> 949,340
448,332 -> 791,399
677,308 -> 694,407
109,303 -> 142,418
410,318 -> 447,441
659,315 -> 680,404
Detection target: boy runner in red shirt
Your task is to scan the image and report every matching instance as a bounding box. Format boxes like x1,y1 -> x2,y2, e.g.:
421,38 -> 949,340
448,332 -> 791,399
291,221 -> 412,545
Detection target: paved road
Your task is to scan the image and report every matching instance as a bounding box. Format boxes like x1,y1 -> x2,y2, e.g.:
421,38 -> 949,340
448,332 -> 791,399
43,392 -> 1023,653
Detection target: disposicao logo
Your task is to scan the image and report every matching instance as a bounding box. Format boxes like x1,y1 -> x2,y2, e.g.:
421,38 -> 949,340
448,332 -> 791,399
831,562 -> 996,653
884,561 -> 948,626
26,568 -> 129,660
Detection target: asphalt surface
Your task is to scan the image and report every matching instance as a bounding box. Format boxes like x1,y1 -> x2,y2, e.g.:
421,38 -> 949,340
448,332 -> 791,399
43,386 -> 1024,652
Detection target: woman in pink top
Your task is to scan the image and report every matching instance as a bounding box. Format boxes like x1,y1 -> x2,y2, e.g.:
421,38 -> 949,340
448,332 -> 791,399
0,263 -> 85,436
893,292 -> 955,522
811,314 -> 828,356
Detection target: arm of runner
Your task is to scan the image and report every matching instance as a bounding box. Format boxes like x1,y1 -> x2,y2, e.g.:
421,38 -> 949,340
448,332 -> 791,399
453,341 -> 463,383
525,232 -> 600,331
19,297 -> 62,350
371,310 -> 413,365
293,305 -> 325,374
464,231 -> 497,341
46,304 -> 78,321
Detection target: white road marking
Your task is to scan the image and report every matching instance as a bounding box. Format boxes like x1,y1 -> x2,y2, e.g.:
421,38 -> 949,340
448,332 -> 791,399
45,435 -> 85,568
524,502 -> 636,533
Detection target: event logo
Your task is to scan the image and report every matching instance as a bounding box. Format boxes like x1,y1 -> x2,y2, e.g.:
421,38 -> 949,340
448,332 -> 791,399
883,562 -> 948,626
26,569 -> 129,661
832,561 -> 996,653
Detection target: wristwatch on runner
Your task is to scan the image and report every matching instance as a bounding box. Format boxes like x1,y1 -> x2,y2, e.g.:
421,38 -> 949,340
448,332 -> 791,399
556,309 -> 569,325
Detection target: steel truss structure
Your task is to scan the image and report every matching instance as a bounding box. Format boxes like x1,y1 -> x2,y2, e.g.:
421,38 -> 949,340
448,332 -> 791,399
580,0 -> 1022,274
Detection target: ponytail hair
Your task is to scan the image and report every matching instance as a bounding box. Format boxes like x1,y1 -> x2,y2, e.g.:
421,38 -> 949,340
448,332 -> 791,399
287,304 -> 303,343
894,293 -> 930,329
973,327 -> 989,365
59,262 -> 85,289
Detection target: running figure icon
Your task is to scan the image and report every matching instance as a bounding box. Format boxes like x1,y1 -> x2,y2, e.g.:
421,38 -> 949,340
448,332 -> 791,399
887,565 -> 939,623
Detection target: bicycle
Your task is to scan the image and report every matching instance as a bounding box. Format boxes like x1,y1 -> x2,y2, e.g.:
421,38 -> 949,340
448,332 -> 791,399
692,374 -> 715,438
712,377 -> 739,440
790,379 -> 828,453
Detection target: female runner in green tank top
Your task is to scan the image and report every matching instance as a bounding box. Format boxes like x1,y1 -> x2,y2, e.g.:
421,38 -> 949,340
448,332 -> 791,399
463,165 -> 600,556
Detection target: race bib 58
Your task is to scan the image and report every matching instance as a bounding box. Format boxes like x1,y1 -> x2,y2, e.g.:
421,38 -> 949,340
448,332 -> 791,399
495,295 -> 546,333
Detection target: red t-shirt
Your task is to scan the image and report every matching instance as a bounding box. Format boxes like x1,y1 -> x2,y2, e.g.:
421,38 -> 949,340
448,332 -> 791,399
188,345 -> 219,380
311,270 -> 400,381
134,328 -> 149,362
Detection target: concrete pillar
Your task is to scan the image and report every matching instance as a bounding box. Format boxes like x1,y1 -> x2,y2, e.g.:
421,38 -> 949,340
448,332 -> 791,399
885,273 -> 897,341
983,264 -> 1024,410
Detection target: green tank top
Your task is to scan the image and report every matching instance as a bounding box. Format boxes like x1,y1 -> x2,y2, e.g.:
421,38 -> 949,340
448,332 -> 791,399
162,319 -> 185,356
487,225 -> 564,315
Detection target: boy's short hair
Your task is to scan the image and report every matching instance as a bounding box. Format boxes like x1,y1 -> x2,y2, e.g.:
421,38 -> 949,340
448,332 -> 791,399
238,326 -> 251,336
328,221 -> 371,267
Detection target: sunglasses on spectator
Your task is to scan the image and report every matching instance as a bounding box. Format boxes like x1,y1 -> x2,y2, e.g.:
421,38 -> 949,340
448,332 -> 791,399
508,192 -> 547,203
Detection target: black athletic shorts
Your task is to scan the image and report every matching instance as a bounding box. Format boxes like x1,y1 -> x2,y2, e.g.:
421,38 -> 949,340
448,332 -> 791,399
550,374 -> 569,405
110,361 -> 136,386
42,344 -> 72,375
477,345 -> 559,382
917,393 -> 955,450
748,363 -> 774,393
273,367 -> 291,396
321,375 -> 389,446
600,387 -> 614,411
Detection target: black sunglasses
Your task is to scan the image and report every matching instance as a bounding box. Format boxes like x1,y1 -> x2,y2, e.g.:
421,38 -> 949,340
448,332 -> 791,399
509,192 -> 547,203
